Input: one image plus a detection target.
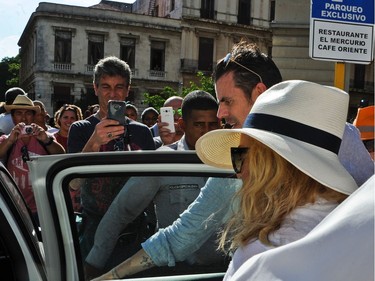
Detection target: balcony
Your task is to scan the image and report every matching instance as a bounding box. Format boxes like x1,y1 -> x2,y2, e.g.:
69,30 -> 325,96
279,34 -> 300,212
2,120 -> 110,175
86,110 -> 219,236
131,68 -> 138,77
53,62 -> 72,71
86,64 -> 94,73
149,69 -> 166,78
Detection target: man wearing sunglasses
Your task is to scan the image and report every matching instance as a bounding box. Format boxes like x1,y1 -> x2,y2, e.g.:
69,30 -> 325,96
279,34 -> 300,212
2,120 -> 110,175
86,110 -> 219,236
91,40 -> 373,280
92,40 -> 282,280
0,95 -> 64,224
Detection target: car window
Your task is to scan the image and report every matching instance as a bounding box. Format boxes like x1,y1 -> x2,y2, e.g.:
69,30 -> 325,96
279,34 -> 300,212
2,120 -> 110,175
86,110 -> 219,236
29,151 -> 234,280
67,174 -> 230,280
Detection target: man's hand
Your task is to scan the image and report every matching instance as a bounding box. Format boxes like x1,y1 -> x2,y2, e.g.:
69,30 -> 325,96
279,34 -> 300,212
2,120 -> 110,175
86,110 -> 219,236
158,120 -> 176,145
82,119 -> 125,152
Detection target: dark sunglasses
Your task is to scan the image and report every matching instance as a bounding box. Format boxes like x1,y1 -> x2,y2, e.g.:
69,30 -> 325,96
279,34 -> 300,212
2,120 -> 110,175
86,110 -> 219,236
231,147 -> 249,174
21,145 -> 30,162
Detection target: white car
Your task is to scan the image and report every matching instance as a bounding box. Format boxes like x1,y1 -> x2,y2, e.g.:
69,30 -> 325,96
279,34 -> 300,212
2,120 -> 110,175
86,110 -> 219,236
0,151 -> 233,281
1,151 -> 373,280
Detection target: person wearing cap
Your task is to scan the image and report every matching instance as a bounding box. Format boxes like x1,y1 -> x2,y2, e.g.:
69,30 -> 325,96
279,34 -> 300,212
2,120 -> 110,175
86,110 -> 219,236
125,103 -> 139,121
0,95 -> 65,223
195,80 -> 357,279
0,87 -> 27,136
353,105 -> 374,160
141,107 -> 158,128
89,41 -> 373,280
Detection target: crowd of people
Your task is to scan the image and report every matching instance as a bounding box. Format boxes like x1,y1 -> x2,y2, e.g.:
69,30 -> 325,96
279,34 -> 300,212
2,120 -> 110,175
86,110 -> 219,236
0,40 -> 373,281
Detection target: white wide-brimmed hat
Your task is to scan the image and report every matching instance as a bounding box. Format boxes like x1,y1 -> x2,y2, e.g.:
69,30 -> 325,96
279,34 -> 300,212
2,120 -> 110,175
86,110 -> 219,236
196,80 -> 358,195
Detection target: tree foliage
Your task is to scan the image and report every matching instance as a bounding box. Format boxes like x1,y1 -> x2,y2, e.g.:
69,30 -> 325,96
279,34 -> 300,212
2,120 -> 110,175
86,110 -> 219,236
143,71 -> 215,111
181,72 -> 215,97
0,55 -> 21,100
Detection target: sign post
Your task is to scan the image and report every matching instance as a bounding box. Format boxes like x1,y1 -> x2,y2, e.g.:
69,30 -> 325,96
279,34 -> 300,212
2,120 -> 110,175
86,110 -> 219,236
309,0 -> 374,89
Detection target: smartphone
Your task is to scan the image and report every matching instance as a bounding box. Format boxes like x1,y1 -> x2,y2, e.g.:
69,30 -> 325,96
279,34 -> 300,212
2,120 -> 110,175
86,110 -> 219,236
160,107 -> 175,133
108,100 -> 126,125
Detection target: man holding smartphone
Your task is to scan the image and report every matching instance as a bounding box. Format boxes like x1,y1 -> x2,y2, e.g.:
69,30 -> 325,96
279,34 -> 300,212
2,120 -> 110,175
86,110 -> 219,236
68,56 -> 155,261
152,96 -> 184,148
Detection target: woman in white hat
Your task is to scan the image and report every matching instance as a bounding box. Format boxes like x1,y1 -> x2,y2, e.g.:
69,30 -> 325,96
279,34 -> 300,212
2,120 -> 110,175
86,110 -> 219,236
195,80 -> 358,280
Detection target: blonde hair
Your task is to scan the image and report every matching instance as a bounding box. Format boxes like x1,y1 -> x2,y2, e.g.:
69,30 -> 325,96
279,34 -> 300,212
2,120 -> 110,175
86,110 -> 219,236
219,139 -> 347,252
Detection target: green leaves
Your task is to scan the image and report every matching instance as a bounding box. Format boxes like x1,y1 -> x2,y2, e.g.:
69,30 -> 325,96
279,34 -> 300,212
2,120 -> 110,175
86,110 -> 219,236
143,72 -> 215,111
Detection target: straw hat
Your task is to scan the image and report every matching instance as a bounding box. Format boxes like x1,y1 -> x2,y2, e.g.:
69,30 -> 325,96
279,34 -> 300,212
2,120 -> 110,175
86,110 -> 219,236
353,105 -> 374,140
4,95 -> 40,113
196,80 -> 358,195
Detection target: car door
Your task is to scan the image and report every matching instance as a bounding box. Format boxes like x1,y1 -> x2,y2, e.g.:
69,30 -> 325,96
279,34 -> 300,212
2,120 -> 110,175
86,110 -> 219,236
28,151 -> 235,281
0,163 -> 46,281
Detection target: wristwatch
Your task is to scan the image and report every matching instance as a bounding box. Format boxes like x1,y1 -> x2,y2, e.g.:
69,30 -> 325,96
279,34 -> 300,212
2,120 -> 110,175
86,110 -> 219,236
43,136 -> 54,146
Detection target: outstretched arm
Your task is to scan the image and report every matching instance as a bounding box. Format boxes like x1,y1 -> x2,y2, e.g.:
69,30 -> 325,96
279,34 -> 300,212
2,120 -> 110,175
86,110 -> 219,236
91,248 -> 154,280
91,177 -> 241,281
142,177 -> 241,266
85,176 -> 160,274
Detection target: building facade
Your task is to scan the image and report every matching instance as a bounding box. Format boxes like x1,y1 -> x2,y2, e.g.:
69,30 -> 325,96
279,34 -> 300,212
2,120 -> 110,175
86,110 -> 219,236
18,0 -> 373,120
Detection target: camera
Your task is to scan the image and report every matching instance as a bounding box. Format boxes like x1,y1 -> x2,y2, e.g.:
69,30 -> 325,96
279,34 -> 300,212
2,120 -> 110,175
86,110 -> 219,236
21,125 -> 33,135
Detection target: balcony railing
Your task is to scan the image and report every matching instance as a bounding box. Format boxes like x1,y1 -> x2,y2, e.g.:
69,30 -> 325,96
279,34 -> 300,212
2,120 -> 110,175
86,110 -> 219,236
86,64 -> 94,73
149,69 -> 166,78
131,68 -> 138,77
53,62 -> 72,71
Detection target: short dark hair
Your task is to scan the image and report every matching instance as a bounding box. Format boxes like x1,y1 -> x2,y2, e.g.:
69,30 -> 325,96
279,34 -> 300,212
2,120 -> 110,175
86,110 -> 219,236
93,56 -> 132,87
213,40 -> 282,100
181,90 -> 218,121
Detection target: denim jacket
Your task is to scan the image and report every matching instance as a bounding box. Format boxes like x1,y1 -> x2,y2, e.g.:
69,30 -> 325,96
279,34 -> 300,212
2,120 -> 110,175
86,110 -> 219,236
142,177 -> 242,266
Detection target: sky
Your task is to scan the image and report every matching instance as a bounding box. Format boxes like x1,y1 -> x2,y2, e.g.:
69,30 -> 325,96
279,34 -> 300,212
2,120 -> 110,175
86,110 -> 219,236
0,0 -> 135,61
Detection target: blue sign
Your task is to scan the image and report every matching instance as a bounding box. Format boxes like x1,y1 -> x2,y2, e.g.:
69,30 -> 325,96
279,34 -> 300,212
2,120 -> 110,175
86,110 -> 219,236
311,0 -> 374,24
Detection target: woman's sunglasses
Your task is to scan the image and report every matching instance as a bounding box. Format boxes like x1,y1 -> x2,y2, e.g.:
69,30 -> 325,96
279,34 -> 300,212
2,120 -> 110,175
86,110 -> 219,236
230,147 -> 249,174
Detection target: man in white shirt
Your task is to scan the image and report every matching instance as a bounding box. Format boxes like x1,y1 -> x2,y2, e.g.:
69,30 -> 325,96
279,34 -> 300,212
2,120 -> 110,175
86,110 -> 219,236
0,87 -> 27,136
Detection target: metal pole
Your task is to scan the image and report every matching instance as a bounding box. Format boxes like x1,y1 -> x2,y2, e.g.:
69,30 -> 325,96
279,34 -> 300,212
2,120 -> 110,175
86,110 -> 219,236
334,62 -> 345,90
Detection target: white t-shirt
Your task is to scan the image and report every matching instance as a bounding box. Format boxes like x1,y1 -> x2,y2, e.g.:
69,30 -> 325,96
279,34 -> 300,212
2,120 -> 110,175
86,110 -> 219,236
0,113 -> 14,135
